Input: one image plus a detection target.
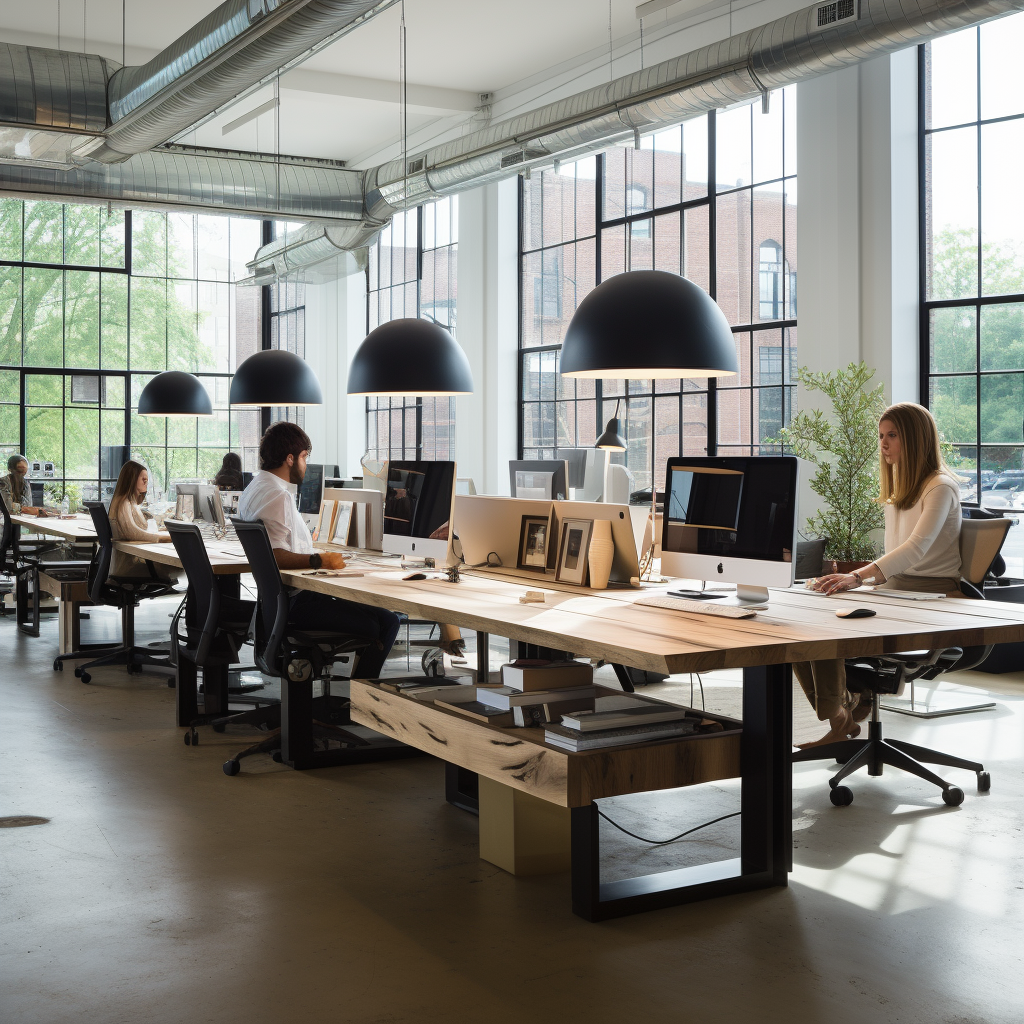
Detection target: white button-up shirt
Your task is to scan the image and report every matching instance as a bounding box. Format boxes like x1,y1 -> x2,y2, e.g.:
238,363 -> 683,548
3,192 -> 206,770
237,470 -> 312,555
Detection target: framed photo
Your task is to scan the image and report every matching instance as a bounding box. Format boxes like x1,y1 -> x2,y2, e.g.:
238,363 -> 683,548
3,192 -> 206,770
332,501 -> 355,546
556,518 -> 594,586
517,515 -> 550,571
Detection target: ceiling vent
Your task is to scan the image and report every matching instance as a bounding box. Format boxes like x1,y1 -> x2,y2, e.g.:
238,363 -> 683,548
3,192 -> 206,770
814,0 -> 858,29
406,156 -> 425,175
499,149 -> 525,169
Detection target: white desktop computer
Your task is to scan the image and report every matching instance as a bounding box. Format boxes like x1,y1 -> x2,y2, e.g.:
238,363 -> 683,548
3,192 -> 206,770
660,455 -> 799,605
383,460 -> 457,564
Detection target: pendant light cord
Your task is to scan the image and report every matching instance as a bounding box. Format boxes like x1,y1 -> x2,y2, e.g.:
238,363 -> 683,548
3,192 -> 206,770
400,0 -> 408,212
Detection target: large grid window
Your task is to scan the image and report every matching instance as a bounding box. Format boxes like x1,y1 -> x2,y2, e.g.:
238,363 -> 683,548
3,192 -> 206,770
0,199 -> 263,502
365,196 -> 458,461
519,90 -> 797,492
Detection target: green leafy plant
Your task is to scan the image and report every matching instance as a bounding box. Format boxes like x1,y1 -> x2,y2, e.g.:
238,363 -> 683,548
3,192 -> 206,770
771,362 -> 886,561
44,481 -> 81,511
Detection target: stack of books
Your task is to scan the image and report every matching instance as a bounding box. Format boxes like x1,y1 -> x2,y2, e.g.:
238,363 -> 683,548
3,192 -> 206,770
543,701 -> 698,751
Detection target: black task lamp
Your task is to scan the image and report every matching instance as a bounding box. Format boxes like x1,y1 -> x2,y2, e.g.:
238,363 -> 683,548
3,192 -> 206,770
229,349 -> 324,407
138,371 -> 213,417
347,318 -> 474,397
559,270 -> 738,380
595,399 -> 627,451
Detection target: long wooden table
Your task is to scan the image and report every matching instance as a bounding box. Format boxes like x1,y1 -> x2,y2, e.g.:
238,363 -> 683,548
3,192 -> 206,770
282,567 -> 1024,919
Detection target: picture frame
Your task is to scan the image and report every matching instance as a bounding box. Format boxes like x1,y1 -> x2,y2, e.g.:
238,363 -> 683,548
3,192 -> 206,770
555,517 -> 594,586
313,499 -> 337,543
332,501 -> 355,546
517,515 -> 550,572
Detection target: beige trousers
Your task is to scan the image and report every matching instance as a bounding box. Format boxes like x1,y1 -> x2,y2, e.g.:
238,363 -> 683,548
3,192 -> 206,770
793,573 -> 962,722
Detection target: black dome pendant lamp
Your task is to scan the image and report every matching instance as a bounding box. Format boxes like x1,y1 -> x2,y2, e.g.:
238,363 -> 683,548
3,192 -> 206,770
595,399 -> 627,451
138,371 -> 213,417
229,349 -> 324,407
559,270 -> 738,380
347,318 -> 474,397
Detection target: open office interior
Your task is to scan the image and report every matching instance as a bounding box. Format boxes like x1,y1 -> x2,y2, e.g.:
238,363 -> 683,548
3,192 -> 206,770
3,2 -> 1024,1023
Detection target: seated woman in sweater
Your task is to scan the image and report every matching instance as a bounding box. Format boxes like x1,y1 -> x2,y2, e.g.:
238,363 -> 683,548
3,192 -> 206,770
795,402 -> 962,748
107,461 -> 179,582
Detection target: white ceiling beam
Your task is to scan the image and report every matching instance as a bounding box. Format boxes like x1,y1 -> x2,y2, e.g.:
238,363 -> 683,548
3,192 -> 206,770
281,69 -> 482,114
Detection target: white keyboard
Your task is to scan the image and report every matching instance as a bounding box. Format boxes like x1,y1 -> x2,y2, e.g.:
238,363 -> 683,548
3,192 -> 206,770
635,594 -> 763,618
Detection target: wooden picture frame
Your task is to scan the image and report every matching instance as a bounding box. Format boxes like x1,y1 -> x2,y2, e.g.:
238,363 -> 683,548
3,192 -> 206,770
517,515 -> 550,572
332,501 -> 355,546
555,517 -> 594,586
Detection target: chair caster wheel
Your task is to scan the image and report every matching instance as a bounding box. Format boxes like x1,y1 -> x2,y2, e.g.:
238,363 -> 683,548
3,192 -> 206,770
80,672 -> 91,684
829,785 -> 854,807
223,760 -> 240,776
74,667 -> 82,678
167,677 -> 176,687
127,662 -> 140,675
272,752 -> 283,763
53,659 -> 63,671
977,771 -> 991,793
212,723 -> 226,733
184,731 -> 191,745
942,786 -> 965,807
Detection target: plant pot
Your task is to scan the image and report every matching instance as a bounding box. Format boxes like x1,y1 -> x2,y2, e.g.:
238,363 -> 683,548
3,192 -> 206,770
830,560 -> 870,575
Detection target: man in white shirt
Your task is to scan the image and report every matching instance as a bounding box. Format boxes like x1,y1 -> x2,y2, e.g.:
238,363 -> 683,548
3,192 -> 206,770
238,422 -> 399,678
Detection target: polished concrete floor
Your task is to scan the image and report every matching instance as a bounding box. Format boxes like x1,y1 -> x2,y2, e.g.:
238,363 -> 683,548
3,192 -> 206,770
3,599 -> 1024,1024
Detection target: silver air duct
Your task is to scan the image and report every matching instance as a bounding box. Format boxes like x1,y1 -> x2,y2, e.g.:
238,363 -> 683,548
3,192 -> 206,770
76,0 -> 400,164
364,0 -> 1024,221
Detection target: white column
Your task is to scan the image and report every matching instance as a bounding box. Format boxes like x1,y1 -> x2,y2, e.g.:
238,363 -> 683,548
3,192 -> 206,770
456,178 -> 519,495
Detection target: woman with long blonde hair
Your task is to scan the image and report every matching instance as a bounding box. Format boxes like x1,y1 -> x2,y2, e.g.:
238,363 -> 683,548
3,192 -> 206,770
794,403 -> 962,746
107,461 -> 178,581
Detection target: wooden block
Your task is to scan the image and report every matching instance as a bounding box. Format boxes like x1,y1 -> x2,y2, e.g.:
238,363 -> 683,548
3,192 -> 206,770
478,775 -> 571,876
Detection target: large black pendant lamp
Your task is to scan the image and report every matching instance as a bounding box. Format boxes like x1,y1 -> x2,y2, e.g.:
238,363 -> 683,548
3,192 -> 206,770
229,349 -> 324,407
138,371 -> 213,417
347,318 -> 474,397
559,270 -> 738,380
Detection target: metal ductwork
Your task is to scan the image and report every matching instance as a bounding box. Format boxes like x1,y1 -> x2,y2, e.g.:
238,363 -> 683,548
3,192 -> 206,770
240,222 -> 370,284
364,0 -> 1024,221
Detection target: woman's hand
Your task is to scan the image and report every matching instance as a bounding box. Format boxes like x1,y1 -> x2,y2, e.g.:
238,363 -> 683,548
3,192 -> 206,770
812,573 -> 862,596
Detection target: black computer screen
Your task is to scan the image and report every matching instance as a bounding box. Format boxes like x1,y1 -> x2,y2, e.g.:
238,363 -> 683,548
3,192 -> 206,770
664,457 -> 797,562
384,461 -> 455,539
297,463 -> 324,514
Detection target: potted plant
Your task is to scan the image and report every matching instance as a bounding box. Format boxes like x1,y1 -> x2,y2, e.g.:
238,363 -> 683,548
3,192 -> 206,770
771,362 -> 886,571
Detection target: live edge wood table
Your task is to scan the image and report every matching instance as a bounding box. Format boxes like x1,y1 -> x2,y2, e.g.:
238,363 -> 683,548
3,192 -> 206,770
283,569 -> 1024,921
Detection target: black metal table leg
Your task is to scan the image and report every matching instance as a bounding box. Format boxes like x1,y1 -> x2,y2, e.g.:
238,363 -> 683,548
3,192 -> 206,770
476,631 -> 489,684
570,662 -> 793,921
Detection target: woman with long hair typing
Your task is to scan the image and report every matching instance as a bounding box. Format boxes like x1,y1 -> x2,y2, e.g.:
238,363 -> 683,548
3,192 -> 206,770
794,403 -> 963,747
107,461 -> 179,582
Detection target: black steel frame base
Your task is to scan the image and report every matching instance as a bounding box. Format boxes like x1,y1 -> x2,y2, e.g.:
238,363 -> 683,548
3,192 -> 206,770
570,663 -> 793,921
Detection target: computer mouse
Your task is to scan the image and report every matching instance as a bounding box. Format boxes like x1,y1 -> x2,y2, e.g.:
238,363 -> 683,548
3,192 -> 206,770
403,572 -> 427,581
836,607 -> 876,618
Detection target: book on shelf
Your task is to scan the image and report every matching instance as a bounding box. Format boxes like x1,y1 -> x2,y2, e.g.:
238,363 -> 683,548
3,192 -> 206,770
476,685 -> 598,711
434,699 -> 515,727
500,659 -> 593,692
543,719 -> 697,751
512,695 -> 595,728
560,704 -> 690,732
378,677 -> 463,694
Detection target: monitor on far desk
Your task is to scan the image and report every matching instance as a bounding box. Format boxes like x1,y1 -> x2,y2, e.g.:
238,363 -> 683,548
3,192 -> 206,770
509,460 -> 569,501
661,455 -> 799,605
297,463 -> 325,528
383,460 -> 456,563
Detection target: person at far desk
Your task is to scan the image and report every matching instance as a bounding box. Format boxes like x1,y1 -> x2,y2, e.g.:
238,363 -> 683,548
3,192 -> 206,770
237,422 -> 400,678
797,403 -> 963,748
214,452 -> 244,491
108,460 -> 180,583
1,454 -> 39,514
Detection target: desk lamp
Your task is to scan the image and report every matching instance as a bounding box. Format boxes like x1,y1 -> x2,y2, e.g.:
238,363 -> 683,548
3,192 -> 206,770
229,349 -> 323,407
138,371 -> 213,417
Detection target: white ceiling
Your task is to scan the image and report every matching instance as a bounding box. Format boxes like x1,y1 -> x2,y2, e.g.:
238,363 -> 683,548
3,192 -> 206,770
1,0 -> 779,167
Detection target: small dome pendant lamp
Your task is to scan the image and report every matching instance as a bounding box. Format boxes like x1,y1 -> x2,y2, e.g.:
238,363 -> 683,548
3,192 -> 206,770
595,399 -> 627,451
229,349 -> 324,407
347,318 -> 474,397
559,270 -> 738,380
138,371 -> 213,417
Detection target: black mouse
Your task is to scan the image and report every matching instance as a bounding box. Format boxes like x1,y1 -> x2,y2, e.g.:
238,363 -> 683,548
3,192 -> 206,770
836,607 -> 876,618
403,572 -> 427,581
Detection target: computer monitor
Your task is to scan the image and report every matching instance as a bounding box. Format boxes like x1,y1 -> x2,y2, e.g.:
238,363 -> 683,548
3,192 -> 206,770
241,471 -> 253,489
196,483 -> 226,528
383,460 -> 456,563
509,460 -> 569,501
560,448 -> 610,501
297,463 -> 325,526
661,456 -> 799,605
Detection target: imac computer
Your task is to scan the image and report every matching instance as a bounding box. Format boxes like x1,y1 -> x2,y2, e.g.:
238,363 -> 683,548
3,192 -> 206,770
195,483 -> 226,528
297,463 -> 325,528
383,460 -> 456,563
560,448 -> 609,501
661,455 -> 799,605
508,460 -> 569,501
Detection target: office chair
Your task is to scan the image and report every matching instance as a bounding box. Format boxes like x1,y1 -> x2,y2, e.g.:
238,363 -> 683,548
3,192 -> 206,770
53,502 -> 178,684
793,513 -> 1011,807
225,517 -> 376,775
165,521 -> 278,745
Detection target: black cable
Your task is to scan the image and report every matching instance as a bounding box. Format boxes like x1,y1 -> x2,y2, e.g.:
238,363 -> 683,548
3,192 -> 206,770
597,809 -> 740,846
462,551 -> 502,568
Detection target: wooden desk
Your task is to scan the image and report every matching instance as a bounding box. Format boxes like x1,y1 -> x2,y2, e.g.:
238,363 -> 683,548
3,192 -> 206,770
113,538 -> 249,576
285,569 -> 1024,920
12,512 -> 98,542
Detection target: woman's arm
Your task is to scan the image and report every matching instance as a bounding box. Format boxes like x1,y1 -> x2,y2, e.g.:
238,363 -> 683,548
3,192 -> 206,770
873,482 -> 958,580
111,503 -> 162,543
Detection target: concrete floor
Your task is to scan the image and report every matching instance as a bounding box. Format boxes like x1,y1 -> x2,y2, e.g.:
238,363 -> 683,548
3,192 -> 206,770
2,599 -> 1024,1024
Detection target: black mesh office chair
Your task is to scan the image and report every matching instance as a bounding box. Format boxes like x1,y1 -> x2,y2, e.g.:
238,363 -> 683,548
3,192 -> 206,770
53,502 -> 178,683
793,513 -> 1011,807
225,517 -> 376,775
165,521 -> 278,745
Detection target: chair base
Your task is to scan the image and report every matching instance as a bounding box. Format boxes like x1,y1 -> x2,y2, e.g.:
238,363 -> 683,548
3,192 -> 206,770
793,716 -> 990,805
879,695 -> 997,718
71,646 -> 173,685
